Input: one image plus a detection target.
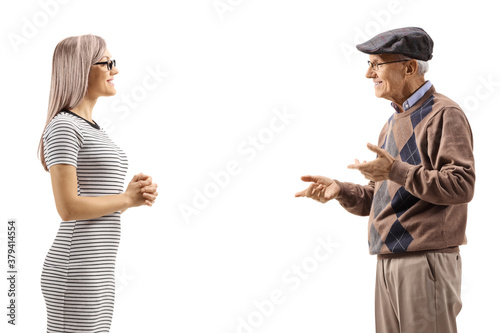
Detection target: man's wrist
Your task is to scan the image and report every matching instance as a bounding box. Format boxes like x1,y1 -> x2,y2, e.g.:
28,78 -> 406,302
332,179 -> 344,199
388,160 -> 410,186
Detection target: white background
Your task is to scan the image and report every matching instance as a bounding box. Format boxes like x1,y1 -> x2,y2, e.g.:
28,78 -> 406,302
1,0 -> 498,332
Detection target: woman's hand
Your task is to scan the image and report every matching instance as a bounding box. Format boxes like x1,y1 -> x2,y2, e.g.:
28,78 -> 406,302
137,174 -> 158,206
124,173 -> 158,208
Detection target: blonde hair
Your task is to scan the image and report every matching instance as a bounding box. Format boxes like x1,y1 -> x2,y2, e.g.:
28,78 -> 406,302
38,34 -> 107,172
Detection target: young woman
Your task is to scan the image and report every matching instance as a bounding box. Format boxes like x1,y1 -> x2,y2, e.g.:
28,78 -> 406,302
37,34 -> 158,333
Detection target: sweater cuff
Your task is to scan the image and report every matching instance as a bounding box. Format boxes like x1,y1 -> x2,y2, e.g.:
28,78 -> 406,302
333,179 -> 346,199
388,160 -> 410,186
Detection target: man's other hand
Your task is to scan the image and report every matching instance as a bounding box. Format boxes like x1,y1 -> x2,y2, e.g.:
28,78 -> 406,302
348,143 -> 395,182
295,175 -> 340,203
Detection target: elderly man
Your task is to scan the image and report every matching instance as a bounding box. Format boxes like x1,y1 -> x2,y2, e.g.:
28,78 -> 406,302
296,27 -> 475,332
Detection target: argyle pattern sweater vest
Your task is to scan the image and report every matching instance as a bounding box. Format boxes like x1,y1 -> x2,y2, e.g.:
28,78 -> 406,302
335,86 -> 475,256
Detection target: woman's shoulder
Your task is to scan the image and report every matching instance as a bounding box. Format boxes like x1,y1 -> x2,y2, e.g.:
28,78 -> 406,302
44,111 -> 84,139
47,111 -> 83,127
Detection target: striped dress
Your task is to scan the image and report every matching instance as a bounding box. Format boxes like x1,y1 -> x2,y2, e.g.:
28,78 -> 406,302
41,109 -> 128,333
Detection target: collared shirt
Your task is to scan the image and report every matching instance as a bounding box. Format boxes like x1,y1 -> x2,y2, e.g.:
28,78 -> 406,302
391,80 -> 432,112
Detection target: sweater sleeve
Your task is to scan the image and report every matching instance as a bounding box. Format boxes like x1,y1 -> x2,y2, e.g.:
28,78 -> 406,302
388,107 -> 475,205
333,180 -> 375,216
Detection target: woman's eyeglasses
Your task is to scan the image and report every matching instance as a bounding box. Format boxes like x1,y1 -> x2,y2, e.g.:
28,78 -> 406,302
93,59 -> 116,71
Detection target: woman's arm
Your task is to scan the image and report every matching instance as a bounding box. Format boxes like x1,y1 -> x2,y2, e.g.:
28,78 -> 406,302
49,164 -> 146,221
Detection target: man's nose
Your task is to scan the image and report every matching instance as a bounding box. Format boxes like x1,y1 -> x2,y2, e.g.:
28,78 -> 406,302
365,67 -> 375,79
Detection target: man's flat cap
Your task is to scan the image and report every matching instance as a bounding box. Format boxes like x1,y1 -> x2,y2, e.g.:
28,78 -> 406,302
356,27 -> 433,61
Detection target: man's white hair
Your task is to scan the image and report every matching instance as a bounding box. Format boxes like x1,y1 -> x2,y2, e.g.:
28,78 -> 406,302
395,54 -> 429,76
416,60 -> 429,76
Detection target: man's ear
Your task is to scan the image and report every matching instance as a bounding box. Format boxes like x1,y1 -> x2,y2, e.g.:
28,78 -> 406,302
406,59 -> 418,76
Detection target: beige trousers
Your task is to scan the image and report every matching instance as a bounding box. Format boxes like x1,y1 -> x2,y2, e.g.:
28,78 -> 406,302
375,252 -> 462,333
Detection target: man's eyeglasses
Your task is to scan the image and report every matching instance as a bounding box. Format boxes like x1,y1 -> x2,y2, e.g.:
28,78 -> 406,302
367,59 -> 411,71
93,59 -> 116,71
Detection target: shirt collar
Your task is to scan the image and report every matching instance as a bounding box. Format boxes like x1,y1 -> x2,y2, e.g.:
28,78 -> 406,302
391,80 -> 432,112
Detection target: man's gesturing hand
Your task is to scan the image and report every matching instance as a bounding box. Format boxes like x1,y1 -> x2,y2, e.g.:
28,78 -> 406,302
347,143 -> 395,182
295,175 -> 340,203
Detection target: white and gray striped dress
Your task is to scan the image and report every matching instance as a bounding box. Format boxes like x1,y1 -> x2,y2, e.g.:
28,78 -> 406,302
41,109 -> 128,333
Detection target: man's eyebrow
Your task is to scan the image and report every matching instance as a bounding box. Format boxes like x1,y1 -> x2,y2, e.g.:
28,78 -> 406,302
102,56 -> 110,60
